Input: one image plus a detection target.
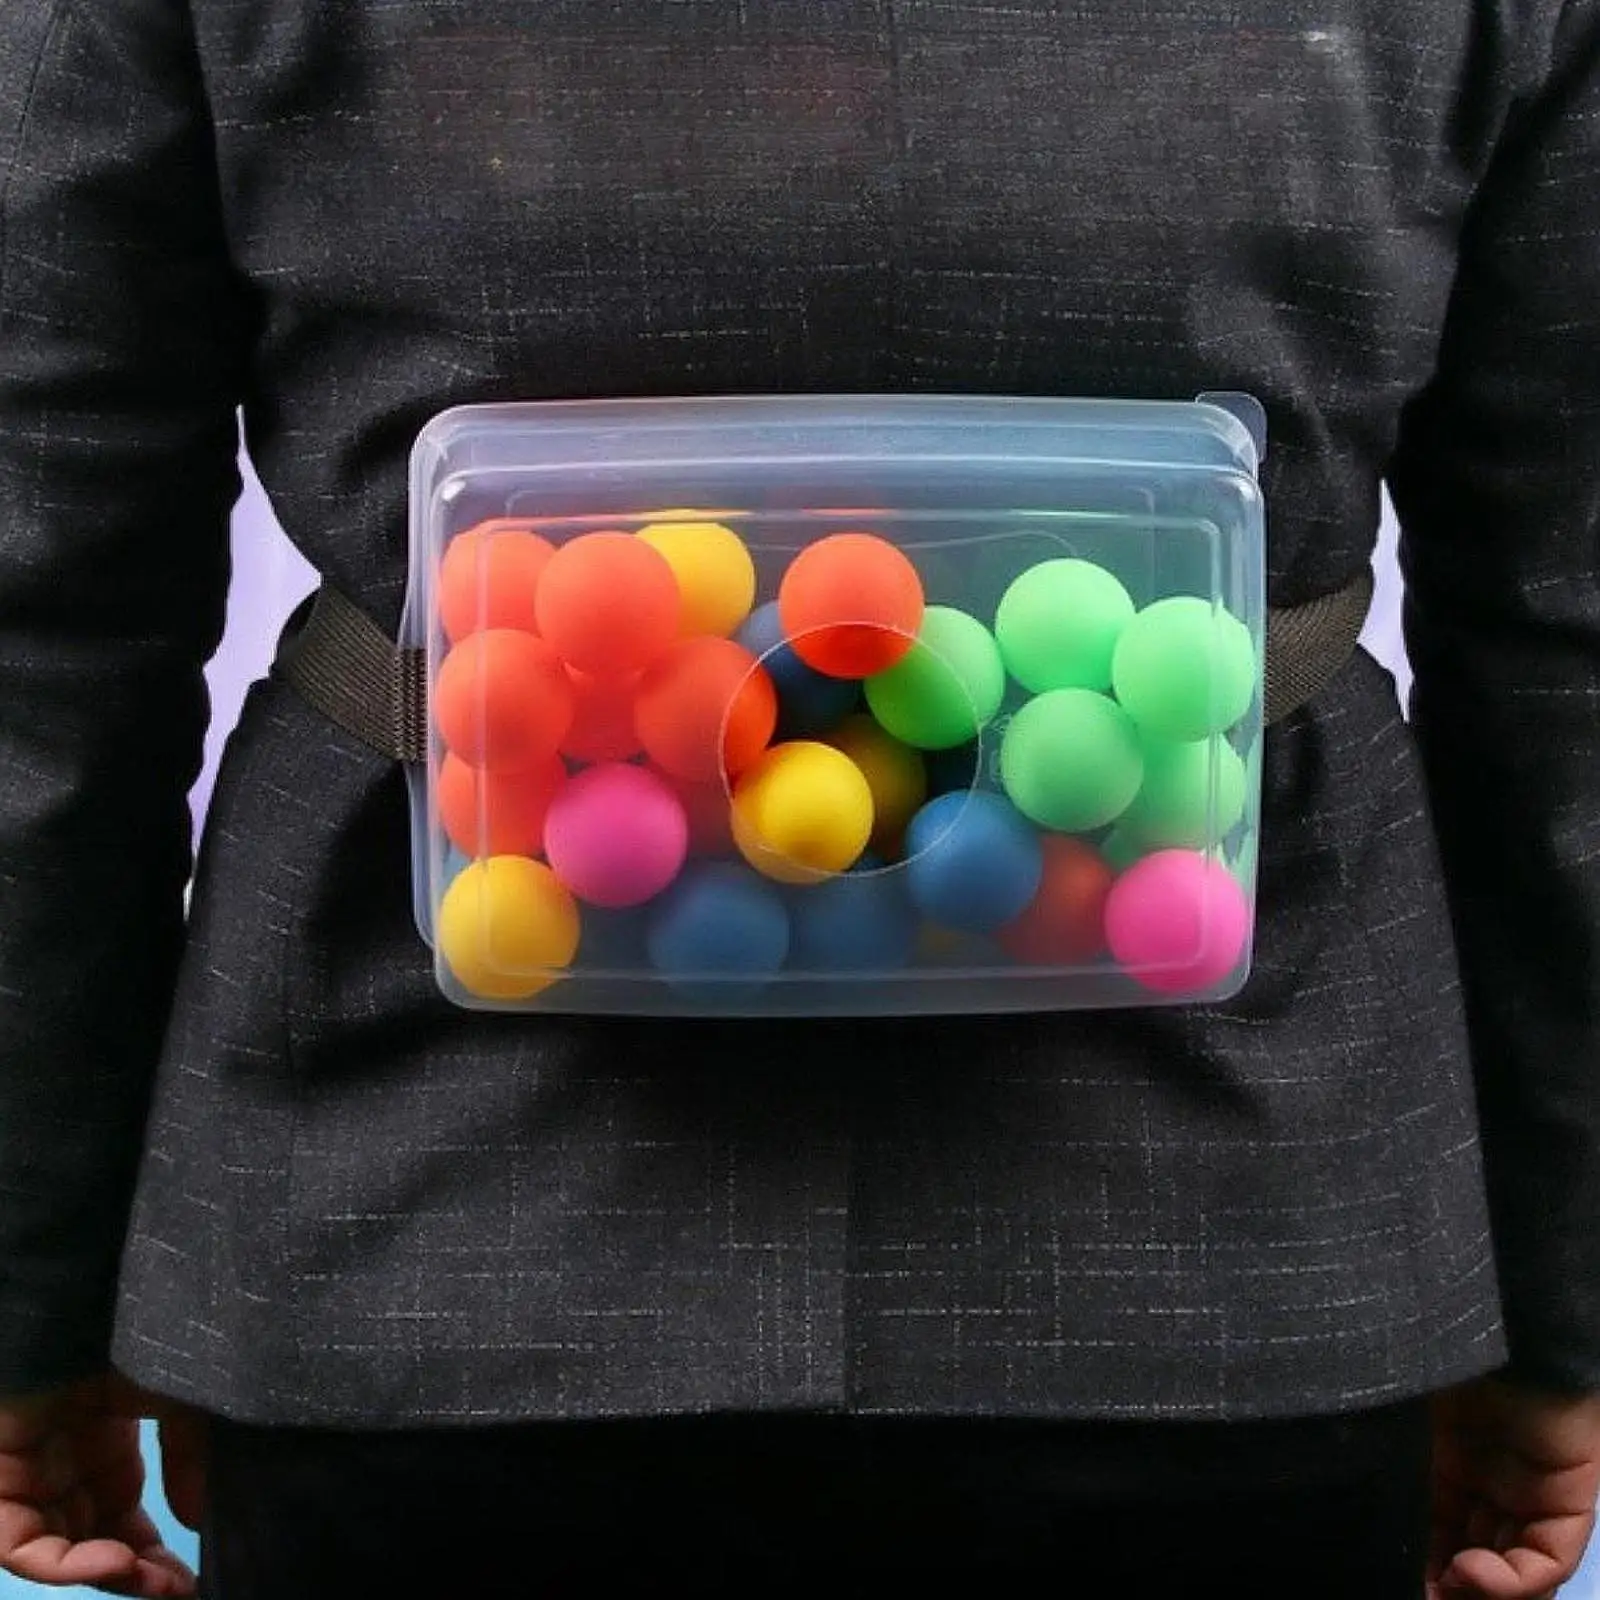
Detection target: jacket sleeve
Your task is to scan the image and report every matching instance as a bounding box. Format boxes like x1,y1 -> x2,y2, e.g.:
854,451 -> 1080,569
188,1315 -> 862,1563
1387,0 -> 1600,1394
0,0 -> 247,1395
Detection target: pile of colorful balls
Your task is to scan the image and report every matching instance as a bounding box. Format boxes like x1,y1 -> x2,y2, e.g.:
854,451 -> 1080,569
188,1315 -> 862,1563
428,513 -> 1256,1004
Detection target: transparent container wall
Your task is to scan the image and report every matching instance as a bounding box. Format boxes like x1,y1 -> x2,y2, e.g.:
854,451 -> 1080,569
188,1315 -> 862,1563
406,396 -> 1266,1017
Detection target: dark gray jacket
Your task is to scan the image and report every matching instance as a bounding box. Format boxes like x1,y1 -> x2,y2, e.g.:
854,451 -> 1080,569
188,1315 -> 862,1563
2,0 -> 1597,1424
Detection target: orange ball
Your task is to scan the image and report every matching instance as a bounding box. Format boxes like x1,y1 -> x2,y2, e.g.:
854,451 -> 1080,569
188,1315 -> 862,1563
633,637 -> 778,785
997,835 -> 1114,965
778,533 -> 924,679
437,751 -> 567,858
433,630 -> 574,770
534,532 -> 680,676
561,667 -> 642,764
438,520 -> 554,641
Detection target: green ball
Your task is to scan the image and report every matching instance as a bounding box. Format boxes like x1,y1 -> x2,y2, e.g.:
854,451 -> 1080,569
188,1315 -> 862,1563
1120,738 -> 1247,850
994,559 -> 1136,693
1111,598 -> 1256,740
999,689 -> 1144,831
1099,825 -> 1147,873
865,606 -> 1006,751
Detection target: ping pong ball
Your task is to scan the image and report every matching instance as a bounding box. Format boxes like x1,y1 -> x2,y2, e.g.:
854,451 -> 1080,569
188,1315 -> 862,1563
543,763 -> 689,909
437,856 -> 579,1001
535,532 -> 681,676
827,714 -> 927,856
634,638 -> 778,785
778,534 -> 924,679
433,629 -> 574,770
997,835 -> 1114,965
1111,598 -> 1256,741
637,520 -> 757,638
732,741 -> 874,883
436,751 -> 567,858
438,520 -> 554,641
994,558 -> 1135,693
560,668 -> 643,764
1104,849 -> 1251,994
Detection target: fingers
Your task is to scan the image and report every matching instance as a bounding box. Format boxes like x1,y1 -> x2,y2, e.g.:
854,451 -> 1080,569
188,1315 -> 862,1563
1442,1543 -> 1567,1599
0,1531 -> 193,1596
157,1408 -> 209,1533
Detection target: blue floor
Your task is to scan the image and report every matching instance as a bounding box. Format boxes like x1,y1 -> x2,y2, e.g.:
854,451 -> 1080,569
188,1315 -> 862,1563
1,1421 -> 1596,1597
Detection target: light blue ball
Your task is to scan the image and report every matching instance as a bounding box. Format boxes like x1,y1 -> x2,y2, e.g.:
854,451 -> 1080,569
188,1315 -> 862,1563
647,864 -> 790,997
738,600 -> 860,739
790,857 -> 917,973
903,792 -> 1043,933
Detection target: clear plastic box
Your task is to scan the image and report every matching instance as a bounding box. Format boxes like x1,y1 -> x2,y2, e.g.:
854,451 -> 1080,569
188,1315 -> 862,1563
404,394 -> 1266,1016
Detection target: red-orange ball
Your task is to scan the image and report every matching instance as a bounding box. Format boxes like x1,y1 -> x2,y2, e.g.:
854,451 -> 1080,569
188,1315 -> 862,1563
997,835 -> 1115,965
534,532 -> 680,677
633,637 -> 778,785
561,667 -> 642,764
438,520 -> 555,642
437,751 -> 567,858
778,533 -> 924,679
650,766 -> 736,858
433,630 -> 574,770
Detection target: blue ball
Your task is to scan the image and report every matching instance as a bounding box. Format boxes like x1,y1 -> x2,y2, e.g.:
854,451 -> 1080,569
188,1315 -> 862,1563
576,905 -> 650,972
790,857 -> 917,973
903,792 -> 1043,933
647,864 -> 790,997
738,601 -> 860,739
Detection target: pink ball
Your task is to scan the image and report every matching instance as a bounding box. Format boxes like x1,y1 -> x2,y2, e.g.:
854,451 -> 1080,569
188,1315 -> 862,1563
544,763 -> 689,909
1104,850 -> 1251,995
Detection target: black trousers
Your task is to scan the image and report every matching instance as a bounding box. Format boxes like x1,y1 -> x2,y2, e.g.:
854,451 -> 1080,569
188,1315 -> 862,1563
199,1401 -> 1431,1597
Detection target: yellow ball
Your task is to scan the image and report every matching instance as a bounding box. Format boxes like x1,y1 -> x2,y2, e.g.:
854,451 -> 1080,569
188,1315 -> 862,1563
437,856 -> 580,1001
827,714 -> 927,858
731,741 -> 874,883
637,520 -> 757,639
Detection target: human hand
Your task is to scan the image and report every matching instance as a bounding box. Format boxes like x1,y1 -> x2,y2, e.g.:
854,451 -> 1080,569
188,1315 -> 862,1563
1429,1373 -> 1600,1599
0,1371 -> 205,1596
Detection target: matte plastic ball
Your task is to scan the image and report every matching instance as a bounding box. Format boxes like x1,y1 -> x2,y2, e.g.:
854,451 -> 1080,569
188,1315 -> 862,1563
534,532 -> 681,676
637,520 -> 757,639
999,689 -> 1144,832
778,534 -> 924,679
790,859 -> 917,973
995,559 -> 1136,693
437,856 -> 579,1001
731,742 -> 874,883
1120,738 -> 1247,850
737,601 -> 859,738
433,630 -> 574,770
827,715 -> 927,856
1100,826 -> 1147,874
1111,598 -> 1256,741
436,750 -> 567,858
997,835 -> 1114,965
647,864 -> 790,995
650,766 -> 736,858
560,668 -> 642,764
543,763 -> 688,908
438,520 -> 555,642
903,792 -> 1043,933
864,607 -> 1007,752
634,637 -> 777,784
1104,849 -> 1252,995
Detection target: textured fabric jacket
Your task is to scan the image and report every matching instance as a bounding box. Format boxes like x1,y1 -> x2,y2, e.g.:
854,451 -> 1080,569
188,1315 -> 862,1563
1,0 -> 1597,1424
